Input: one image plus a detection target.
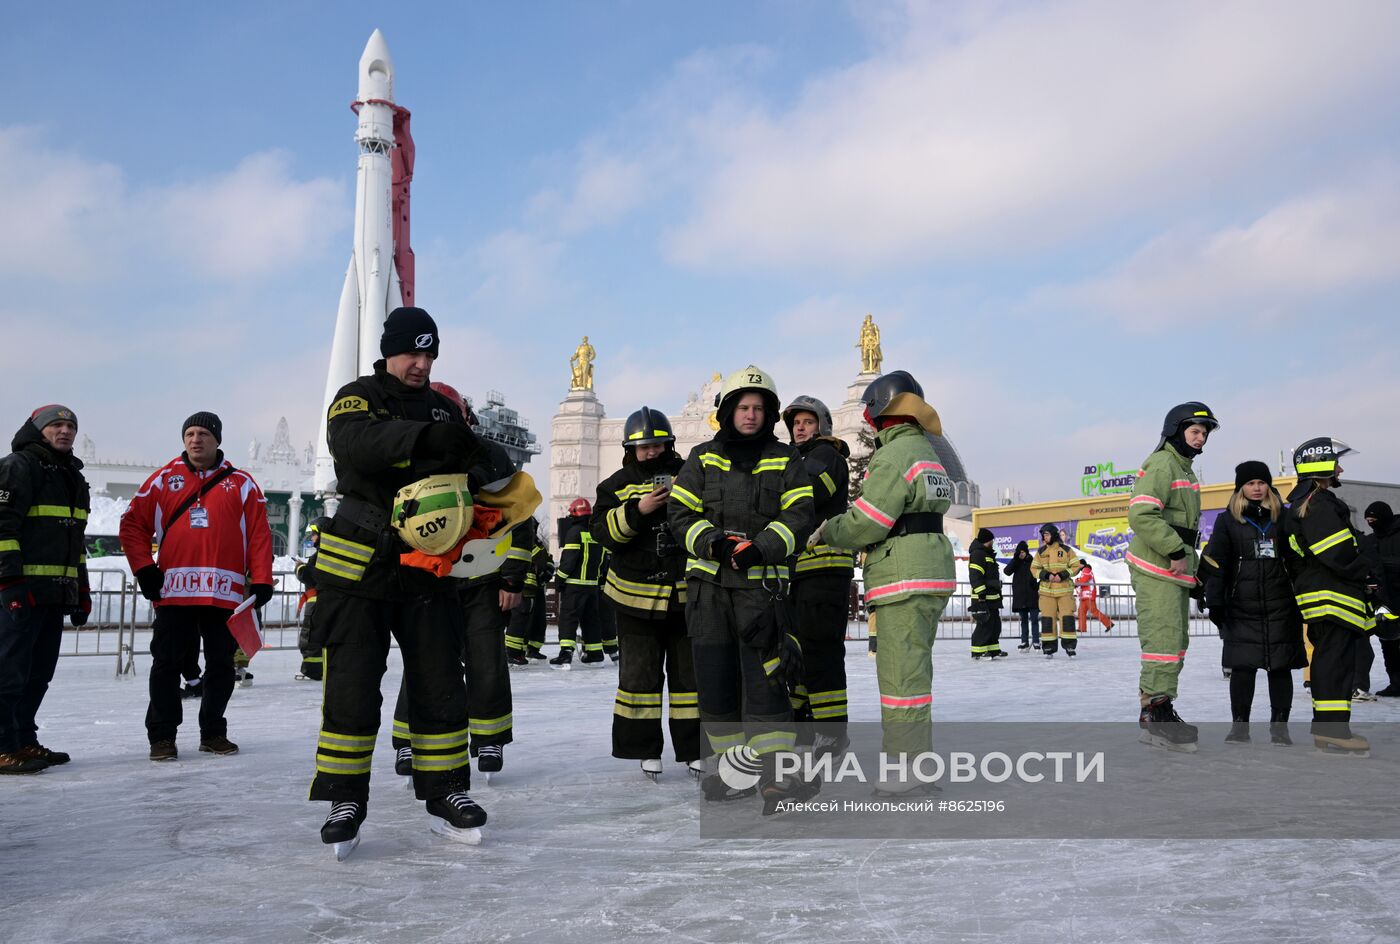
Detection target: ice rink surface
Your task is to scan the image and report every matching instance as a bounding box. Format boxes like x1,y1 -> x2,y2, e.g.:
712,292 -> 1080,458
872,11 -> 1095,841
5,630 -> 1400,944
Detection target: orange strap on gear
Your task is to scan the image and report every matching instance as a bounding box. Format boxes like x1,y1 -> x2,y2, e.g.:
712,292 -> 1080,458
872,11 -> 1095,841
296,588 -> 316,616
400,535 -> 470,578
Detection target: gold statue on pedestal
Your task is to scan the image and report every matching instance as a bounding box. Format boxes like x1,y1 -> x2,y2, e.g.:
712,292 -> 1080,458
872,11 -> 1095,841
569,335 -> 596,391
857,313 -> 882,374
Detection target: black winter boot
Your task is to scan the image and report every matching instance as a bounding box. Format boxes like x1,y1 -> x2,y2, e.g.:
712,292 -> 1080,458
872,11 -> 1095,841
1138,696 -> 1199,752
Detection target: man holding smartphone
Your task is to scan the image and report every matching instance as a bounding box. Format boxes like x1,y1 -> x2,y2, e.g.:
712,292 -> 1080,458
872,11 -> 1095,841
590,408 -> 701,780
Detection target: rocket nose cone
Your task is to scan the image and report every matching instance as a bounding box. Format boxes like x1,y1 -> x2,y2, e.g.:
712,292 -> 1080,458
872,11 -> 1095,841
358,29 -> 395,102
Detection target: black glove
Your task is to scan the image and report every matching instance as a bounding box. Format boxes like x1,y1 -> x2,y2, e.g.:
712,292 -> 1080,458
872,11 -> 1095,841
731,541 -> 764,571
711,534 -> 737,565
0,581 -> 33,626
764,634 -> 804,690
250,583 -> 274,608
421,422 -> 480,466
71,590 -> 91,628
135,565 -> 164,602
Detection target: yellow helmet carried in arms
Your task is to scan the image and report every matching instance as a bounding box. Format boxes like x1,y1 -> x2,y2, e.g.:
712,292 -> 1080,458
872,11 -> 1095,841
391,474 -> 474,556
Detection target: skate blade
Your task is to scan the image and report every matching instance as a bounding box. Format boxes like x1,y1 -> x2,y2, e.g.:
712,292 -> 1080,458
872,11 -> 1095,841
1138,731 -> 1198,753
333,835 -> 360,861
480,772 -> 492,785
643,770 -> 660,782
688,767 -> 704,781
1315,745 -> 1370,758
551,663 -> 572,671
429,819 -> 483,846
404,775 -> 415,791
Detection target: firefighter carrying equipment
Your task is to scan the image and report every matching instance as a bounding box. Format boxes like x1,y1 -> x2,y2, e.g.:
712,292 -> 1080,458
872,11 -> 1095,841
860,370 -> 942,435
392,474 -> 474,556
450,471 -> 543,581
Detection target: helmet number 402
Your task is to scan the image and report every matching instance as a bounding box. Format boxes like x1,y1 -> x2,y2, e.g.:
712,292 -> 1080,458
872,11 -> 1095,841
416,515 -> 448,538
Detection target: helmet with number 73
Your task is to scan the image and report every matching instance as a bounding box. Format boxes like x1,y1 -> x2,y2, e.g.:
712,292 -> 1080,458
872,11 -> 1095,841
392,474 -> 474,555
714,364 -> 780,430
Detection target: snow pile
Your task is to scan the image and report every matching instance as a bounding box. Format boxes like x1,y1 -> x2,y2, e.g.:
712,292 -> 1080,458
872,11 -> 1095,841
87,494 -> 129,536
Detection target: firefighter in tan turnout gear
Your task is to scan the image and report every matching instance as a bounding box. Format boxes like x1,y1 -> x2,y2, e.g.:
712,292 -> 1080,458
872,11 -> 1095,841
1031,524 -> 1082,658
668,366 -> 817,812
590,407 -> 702,781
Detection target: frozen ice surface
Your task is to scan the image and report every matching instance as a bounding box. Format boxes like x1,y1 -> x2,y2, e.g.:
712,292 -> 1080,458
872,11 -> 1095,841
4,633 -> 1399,944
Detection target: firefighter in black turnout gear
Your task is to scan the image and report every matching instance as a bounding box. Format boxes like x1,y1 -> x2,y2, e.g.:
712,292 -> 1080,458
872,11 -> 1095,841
553,498 -> 607,665
782,395 -> 854,754
969,528 -> 1006,659
668,366 -> 816,811
505,519 -> 552,663
391,383 -> 527,781
293,517 -> 331,681
309,307 -> 489,850
1282,437 -> 1379,756
590,407 -> 702,780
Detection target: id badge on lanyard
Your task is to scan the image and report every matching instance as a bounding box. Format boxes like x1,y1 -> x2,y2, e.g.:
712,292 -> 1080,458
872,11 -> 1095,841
189,506 -> 210,529
1256,538 -> 1275,559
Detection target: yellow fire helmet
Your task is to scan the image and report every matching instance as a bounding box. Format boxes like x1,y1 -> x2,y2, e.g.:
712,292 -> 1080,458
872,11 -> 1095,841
391,474 -> 474,556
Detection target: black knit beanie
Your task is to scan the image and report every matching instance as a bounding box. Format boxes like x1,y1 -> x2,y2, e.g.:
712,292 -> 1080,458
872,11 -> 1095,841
1234,460 -> 1273,490
380,307 -> 440,359
183,412 -> 223,444
976,528 -> 994,545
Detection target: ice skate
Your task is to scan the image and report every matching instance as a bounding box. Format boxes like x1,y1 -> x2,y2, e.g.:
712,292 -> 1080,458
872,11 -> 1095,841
427,792 -> 486,845
1313,732 -> 1370,757
1222,668 -> 1232,680
700,773 -> 757,802
760,775 -> 821,816
507,652 -> 529,667
812,731 -> 850,759
395,745 -> 412,777
549,649 -> 573,670
989,650 -> 1008,659
1017,643 -> 1030,652
321,800 -> 366,861
1353,689 -> 1378,702
1065,649 -> 1077,659
605,646 -> 620,664
641,758 -> 662,782
580,651 -> 605,665
477,745 -> 503,783
687,759 -> 706,781
1138,696 -> 1199,753
235,667 -> 253,689
527,647 -> 547,661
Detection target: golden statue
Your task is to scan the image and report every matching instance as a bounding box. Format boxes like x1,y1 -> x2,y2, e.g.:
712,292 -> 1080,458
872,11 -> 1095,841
857,313 -> 882,374
569,335 -> 596,391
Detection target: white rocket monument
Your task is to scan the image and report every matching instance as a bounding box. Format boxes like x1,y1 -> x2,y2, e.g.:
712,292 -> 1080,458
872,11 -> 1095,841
315,29 -> 417,497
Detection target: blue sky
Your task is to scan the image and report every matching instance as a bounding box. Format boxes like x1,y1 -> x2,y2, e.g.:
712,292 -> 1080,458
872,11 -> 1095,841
3,0 -> 1398,501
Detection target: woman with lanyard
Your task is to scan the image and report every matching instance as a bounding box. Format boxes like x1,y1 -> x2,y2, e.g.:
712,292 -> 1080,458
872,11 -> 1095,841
1200,462 -> 1306,745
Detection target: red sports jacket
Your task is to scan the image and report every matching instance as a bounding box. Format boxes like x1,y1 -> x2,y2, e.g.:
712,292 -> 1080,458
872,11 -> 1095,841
120,455 -> 274,609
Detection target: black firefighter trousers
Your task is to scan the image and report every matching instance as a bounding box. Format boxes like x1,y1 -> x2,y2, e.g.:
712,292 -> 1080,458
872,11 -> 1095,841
686,579 -> 795,758
790,575 -> 851,739
612,605 -> 701,762
394,578 -> 514,755
310,588 -> 471,803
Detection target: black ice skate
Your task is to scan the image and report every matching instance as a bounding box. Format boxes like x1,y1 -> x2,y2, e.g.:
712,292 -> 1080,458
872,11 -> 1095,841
527,647 -> 547,661
395,745 -> 412,777
549,648 -> 574,670
321,801 -> 366,861
760,775 -> 821,817
1017,643 -> 1031,652
605,646 -> 620,663
580,651 -> 605,665
1138,696 -> 1199,753
507,652 -> 529,667
477,745 -> 503,780
700,773 -> 757,802
427,792 -> 486,845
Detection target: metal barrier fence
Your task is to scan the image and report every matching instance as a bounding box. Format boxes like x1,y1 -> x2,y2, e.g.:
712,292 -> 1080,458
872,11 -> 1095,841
68,571 -> 1213,674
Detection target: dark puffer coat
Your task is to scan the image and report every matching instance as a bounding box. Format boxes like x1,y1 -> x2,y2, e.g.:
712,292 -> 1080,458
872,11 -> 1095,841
1202,501 -> 1306,671
1002,541 -> 1039,613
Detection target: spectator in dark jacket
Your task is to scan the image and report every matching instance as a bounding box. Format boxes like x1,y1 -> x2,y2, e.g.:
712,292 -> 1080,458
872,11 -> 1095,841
1002,541 -> 1040,650
1201,461 -> 1306,744
0,405 -> 91,773
1362,502 -> 1400,696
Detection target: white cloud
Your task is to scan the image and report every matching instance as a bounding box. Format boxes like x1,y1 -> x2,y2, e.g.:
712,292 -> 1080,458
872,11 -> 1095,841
658,0 -> 1400,271
1040,172 -> 1400,322
0,128 -> 346,283
153,151 -> 346,278
461,229 -> 566,314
